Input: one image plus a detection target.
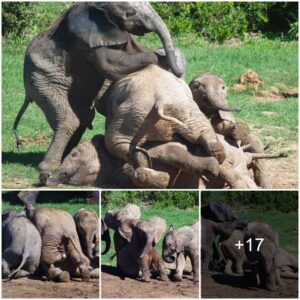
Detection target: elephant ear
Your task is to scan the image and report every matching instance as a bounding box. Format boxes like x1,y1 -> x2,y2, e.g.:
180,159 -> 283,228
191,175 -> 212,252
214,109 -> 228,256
67,4 -> 129,48
175,228 -> 194,253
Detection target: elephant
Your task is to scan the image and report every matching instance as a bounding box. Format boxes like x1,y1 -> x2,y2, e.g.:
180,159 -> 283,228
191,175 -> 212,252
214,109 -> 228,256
101,219 -> 111,255
25,203 -> 91,282
74,209 -> 99,268
39,133 -> 284,189
98,64 -> 227,169
189,72 -> 273,188
162,221 -> 199,282
2,209 -> 42,280
220,225 -> 298,279
116,216 -> 168,282
13,2 -> 184,172
201,202 -> 237,223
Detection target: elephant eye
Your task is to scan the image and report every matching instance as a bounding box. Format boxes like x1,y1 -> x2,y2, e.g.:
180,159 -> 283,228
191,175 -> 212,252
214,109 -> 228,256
126,8 -> 136,18
222,86 -> 226,90
71,152 -> 78,158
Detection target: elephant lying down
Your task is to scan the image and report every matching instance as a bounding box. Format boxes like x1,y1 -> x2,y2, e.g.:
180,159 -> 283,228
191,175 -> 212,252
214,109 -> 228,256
39,134 -> 285,189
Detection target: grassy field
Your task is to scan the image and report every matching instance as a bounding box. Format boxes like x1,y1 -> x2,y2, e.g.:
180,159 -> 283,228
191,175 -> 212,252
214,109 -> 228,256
2,191 -> 99,215
101,205 -> 198,265
2,6 -> 298,188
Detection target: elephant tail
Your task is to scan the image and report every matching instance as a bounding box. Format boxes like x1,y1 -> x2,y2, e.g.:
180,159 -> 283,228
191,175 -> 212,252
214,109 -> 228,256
155,102 -> 192,134
68,236 -> 90,265
6,245 -> 29,281
248,152 -> 288,160
13,96 -> 31,149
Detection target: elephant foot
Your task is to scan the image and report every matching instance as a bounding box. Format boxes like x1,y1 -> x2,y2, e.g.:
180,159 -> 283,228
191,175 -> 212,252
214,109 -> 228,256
141,275 -> 151,282
79,264 -> 90,282
203,157 -> 219,177
48,267 -> 70,282
207,140 -> 226,163
38,160 -> 61,172
193,275 -> 199,283
173,274 -> 183,282
159,272 -> 169,282
132,167 -> 170,188
58,271 -> 70,282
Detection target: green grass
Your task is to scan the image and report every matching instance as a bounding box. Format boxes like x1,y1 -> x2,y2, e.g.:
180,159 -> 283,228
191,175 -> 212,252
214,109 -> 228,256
2,27 -> 298,187
101,205 -> 198,265
2,191 -> 99,216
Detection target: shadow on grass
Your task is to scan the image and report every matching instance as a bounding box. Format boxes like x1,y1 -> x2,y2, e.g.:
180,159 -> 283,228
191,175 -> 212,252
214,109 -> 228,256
2,151 -> 44,167
101,264 -> 125,280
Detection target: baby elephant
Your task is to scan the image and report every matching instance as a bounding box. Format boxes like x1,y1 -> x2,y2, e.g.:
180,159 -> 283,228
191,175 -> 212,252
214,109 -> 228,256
74,209 -> 99,269
162,221 -> 199,282
2,209 -> 42,279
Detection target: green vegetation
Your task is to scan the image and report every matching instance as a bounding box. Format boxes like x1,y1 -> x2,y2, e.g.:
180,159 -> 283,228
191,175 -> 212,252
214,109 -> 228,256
101,205 -> 198,265
2,3 -> 298,188
202,191 -> 298,255
2,191 -> 99,215
101,191 -> 199,210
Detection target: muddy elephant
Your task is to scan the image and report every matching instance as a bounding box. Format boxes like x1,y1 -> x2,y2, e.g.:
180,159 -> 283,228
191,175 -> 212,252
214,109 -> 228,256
162,221 -> 199,282
221,228 -> 298,278
74,209 -> 99,268
14,2 -> 183,172
39,133 -> 283,189
2,210 -> 41,280
101,219 -> 111,255
25,204 -> 91,282
116,216 -> 168,282
190,72 -> 273,188
98,64 -> 227,175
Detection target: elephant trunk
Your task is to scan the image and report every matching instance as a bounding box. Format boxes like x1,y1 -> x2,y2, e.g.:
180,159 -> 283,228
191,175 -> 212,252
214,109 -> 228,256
151,14 -> 184,77
101,229 -> 111,255
86,236 -> 95,259
209,97 -> 241,113
162,252 -> 175,263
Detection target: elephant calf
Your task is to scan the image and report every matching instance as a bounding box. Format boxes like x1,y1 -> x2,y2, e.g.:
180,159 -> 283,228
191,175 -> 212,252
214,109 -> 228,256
74,209 -> 99,270
2,209 -> 41,279
162,221 -> 199,282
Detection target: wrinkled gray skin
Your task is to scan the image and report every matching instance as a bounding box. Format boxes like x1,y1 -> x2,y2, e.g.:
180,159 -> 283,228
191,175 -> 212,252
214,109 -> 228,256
39,133 -> 283,189
25,204 -> 91,282
162,221 -> 199,282
201,202 -> 246,273
220,227 -> 298,280
116,216 -> 168,282
244,222 -> 281,291
190,72 -> 272,189
101,219 -> 111,255
74,209 -> 99,269
2,210 -> 41,279
14,2 -> 183,172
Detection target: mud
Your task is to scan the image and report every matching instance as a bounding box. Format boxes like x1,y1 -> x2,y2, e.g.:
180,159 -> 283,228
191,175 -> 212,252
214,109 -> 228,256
101,265 -> 199,298
2,277 -> 99,298
202,272 -> 298,298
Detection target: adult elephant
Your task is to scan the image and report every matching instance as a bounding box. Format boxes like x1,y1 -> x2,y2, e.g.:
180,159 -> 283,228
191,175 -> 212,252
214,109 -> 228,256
14,2 -> 183,172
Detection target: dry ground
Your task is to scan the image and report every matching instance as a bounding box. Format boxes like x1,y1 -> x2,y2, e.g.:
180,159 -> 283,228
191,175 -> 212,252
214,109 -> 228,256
2,277 -> 99,298
202,272 -> 298,298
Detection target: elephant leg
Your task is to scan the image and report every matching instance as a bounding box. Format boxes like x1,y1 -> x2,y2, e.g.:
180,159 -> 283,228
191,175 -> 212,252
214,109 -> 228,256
174,252 -> 186,281
148,142 -> 219,177
235,259 -> 244,274
10,269 -> 31,279
251,160 -> 273,188
189,251 -> 199,282
218,161 -> 247,189
224,259 -> 233,274
47,264 -> 70,282
67,238 -> 90,282
201,247 -> 212,274
2,260 -> 10,278
90,268 -> 100,278
139,255 -> 151,282
264,257 -> 278,291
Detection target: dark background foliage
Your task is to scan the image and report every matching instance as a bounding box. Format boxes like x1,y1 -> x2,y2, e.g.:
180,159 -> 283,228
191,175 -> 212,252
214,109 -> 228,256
202,191 -> 298,213
2,2 -> 298,42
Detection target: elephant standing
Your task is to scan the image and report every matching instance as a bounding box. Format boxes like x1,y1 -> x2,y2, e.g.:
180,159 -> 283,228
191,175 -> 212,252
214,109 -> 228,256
162,221 -> 199,282
14,2 -> 183,172
74,209 -> 99,269
2,210 -> 41,279
25,204 -> 91,282
190,72 -> 273,188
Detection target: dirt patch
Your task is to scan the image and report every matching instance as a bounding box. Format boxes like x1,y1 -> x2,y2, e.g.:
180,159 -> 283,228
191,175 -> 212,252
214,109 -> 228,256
101,265 -> 199,298
239,69 -> 262,91
202,273 -> 298,298
2,277 -> 99,298
18,133 -> 52,146
261,111 -> 277,117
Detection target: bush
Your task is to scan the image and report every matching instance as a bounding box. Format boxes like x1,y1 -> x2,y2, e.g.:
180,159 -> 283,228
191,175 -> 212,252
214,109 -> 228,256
202,191 -> 298,213
101,191 -> 198,210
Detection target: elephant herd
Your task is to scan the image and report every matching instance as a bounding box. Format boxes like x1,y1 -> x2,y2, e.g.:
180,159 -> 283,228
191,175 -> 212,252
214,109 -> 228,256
201,202 -> 298,291
13,2 -> 285,189
2,203 -> 99,282
102,204 -> 199,283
